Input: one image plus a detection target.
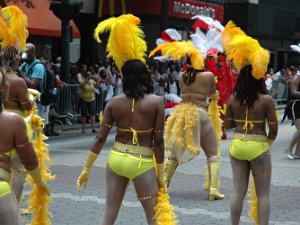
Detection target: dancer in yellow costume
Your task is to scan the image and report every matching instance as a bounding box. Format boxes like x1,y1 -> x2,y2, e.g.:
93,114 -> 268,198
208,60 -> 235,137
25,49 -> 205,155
0,6 -> 54,224
150,41 -> 224,201
222,21 -> 278,225
0,68 -> 50,225
77,14 -> 176,225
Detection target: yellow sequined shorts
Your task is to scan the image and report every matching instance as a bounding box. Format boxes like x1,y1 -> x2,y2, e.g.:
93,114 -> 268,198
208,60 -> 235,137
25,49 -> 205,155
230,133 -> 270,161
0,181 -> 12,198
107,142 -> 154,180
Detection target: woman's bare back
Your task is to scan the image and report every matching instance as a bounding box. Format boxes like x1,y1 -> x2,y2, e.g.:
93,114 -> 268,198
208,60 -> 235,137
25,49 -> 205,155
180,71 -> 216,107
229,94 -> 275,135
106,94 -> 164,147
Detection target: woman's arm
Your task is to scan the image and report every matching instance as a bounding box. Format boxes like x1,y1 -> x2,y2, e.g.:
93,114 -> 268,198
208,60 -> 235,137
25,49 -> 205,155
265,96 -> 278,141
90,101 -> 114,154
14,117 -> 38,171
79,79 -> 87,89
224,95 -> 236,129
153,97 -> 165,164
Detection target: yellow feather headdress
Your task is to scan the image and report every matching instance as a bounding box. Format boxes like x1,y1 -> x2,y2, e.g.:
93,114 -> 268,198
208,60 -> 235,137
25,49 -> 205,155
149,41 -> 204,70
94,14 -> 147,71
0,6 -> 28,51
221,21 -> 269,80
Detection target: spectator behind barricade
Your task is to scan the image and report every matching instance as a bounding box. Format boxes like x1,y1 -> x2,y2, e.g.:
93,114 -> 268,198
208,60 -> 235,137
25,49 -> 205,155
273,67 -> 287,103
149,66 -> 158,85
110,65 -> 118,94
18,43 -> 48,127
77,64 -> 87,83
154,78 -> 167,96
285,68 -> 293,80
265,68 -> 273,94
70,64 -> 79,84
79,70 -> 100,133
47,64 -> 65,136
166,73 -> 180,96
157,64 -> 167,81
173,62 -> 182,80
115,74 -> 123,96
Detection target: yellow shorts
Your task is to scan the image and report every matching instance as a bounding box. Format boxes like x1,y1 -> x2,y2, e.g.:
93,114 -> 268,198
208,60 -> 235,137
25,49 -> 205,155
108,150 -> 154,180
0,181 -> 12,198
230,134 -> 270,161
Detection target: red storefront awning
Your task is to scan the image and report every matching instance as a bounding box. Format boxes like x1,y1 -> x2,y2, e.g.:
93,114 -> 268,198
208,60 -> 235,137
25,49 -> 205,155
7,1 -> 80,38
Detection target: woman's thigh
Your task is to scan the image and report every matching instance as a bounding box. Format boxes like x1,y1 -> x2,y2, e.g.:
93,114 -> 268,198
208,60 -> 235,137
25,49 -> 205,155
230,155 -> 250,194
0,193 -> 21,225
200,119 -> 218,158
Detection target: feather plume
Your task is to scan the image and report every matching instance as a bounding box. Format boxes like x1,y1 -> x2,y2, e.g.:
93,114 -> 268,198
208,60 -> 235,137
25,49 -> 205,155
190,28 -> 207,57
94,14 -> 146,71
222,22 -> 270,80
150,41 -> 204,70
0,18 -> 8,43
221,20 -> 245,49
1,6 -> 28,51
248,47 -> 270,80
290,44 -> 300,53
206,28 -> 223,52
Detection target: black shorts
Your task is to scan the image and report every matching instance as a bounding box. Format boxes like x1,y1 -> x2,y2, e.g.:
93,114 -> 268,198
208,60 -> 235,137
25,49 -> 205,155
287,100 -> 300,120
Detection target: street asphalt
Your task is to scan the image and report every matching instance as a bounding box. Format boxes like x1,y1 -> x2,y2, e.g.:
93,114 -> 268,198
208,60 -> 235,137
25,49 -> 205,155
21,110 -> 300,225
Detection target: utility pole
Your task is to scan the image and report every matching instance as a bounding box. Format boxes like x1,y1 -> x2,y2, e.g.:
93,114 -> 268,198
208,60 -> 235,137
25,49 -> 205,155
61,0 -> 71,84
50,0 -> 83,83
160,0 -> 169,32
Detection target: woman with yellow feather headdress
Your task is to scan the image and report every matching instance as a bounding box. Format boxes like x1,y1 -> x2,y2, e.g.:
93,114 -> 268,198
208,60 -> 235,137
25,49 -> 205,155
77,14 -> 177,224
149,40 -> 225,201
0,67 -> 50,225
0,6 -> 54,225
222,21 -> 278,225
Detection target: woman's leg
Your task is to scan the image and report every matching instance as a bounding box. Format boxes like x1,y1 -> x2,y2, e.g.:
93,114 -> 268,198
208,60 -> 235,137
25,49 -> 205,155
286,119 -> 300,155
133,168 -> 158,225
0,194 -> 22,225
200,119 -> 218,159
250,151 -> 272,225
293,119 -> 300,156
200,119 -> 224,200
230,155 -> 250,225
99,166 -> 129,225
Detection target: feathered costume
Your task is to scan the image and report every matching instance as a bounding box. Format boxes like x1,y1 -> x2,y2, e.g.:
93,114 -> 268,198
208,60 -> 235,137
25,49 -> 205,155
150,41 -> 224,201
190,15 -> 234,189
94,14 -> 177,224
0,6 -> 54,225
222,21 -> 270,225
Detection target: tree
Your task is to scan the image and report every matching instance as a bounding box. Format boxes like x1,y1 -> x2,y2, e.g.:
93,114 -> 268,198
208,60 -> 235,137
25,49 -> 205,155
0,0 -> 36,8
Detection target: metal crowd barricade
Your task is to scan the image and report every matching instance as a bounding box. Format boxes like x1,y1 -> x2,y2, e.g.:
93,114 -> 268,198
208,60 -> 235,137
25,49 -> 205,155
56,84 -> 104,118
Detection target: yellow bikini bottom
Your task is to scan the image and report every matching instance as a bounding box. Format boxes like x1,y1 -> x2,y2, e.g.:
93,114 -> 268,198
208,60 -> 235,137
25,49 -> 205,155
0,181 -> 12,198
108,142 -> 154,180
230,133 -> 270,161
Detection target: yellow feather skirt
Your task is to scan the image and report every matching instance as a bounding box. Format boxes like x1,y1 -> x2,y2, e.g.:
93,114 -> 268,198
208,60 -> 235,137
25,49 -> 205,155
165,103 -> 209,164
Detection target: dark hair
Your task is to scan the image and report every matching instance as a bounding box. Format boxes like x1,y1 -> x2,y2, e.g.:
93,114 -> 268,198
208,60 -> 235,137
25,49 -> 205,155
122,59 -> 153,99
1,46 -> 18,68
0,68 -> 5,113
234,65 -> 268,108
182,57 -> 202,86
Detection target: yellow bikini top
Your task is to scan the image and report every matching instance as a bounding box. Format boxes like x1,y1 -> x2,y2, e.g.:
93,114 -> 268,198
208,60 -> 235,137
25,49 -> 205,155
117,98 -> 154,146
0,148 -> 17,160
234,107 -> 265,132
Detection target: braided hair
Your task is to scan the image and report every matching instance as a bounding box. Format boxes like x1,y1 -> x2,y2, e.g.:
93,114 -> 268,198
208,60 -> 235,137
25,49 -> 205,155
182,57 -> 202,86
234,65 -> 268,108
1,46 -> 19,69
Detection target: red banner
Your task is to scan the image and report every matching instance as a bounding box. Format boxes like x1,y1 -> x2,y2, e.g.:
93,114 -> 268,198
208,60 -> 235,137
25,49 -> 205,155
168,0 -> 224,22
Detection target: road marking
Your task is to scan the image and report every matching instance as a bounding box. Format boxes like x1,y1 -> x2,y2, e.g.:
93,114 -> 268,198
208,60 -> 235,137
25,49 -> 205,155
23,191 -> 299,225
